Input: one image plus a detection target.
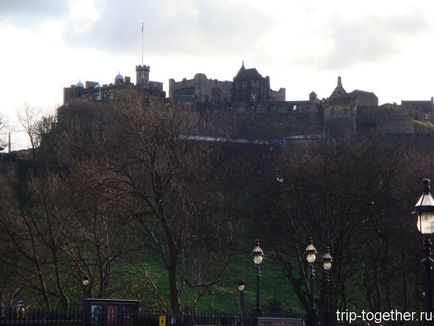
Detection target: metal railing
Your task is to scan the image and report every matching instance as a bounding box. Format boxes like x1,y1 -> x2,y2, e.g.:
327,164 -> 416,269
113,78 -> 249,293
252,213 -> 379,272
0,308 -> 303,326
138,311 -> 303,326
0,308 -> 82,325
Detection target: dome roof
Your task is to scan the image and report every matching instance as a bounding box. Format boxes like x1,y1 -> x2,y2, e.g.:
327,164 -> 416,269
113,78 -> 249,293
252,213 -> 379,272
76,80 -> 84,88
115,72 -> 124,81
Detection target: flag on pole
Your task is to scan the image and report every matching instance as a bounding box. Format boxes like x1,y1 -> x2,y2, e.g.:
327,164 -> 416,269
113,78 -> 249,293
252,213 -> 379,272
141,23 -> 144,32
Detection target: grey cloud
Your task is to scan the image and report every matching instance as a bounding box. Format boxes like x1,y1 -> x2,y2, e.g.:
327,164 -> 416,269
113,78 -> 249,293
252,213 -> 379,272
385,13 -> 429,33
320,13 -> 429,69
0,0 -> 68,23
64,0 -> 268,56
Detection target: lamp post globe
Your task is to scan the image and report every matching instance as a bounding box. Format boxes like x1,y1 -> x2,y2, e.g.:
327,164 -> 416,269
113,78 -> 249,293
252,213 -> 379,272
322,249 -> 333,271
305,239 -> 317,264
252,240 -> 264,316
252,242 -> 264,265
82,275 -> 90,286
238,279 -> 245,291
414,179 -> 434,235
322,247 -> 333,326
413,179 -> 434,326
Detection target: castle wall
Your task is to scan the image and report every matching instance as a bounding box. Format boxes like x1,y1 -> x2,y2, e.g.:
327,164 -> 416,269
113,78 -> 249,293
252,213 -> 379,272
376,107 -> 414,134
401,100 -> 434,122
323,103 -> 356,138
195,101 -> 323,140
356,106 -> 377,135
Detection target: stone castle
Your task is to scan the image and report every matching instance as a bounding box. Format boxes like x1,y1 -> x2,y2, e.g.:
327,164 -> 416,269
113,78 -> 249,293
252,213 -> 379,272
61,62 -> 434,143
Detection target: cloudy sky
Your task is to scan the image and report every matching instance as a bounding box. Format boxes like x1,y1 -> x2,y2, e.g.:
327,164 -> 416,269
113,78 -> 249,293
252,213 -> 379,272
1,0 -> 434,149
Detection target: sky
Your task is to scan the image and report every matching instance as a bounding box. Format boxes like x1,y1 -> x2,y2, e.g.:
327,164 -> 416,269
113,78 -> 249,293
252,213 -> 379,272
1,0 -> 434,149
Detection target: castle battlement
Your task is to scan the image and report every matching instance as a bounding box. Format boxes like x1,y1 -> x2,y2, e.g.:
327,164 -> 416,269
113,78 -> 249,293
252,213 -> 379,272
136,65 -> 150,71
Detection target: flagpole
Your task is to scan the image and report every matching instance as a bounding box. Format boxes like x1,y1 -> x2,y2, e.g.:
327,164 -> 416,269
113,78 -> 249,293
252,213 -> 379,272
141,23 -> 144,65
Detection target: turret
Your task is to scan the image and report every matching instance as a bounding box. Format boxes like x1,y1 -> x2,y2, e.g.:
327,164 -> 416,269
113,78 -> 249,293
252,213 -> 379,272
309,91 -> 320,103
136,65 -> 150,87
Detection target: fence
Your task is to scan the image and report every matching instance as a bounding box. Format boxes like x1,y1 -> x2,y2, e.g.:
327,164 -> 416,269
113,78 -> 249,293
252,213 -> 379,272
140,312 -> 255,326
0,308 -> 82,325
0,308 -> 303,326
138,312 -> 303,326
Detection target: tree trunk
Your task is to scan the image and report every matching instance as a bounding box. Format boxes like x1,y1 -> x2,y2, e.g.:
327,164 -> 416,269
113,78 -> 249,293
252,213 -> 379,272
168,259 -> 181,314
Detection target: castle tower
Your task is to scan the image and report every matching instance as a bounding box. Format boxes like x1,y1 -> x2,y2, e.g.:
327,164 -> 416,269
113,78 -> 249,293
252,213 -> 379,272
309,91 -> 319,103
232,63 -> 270,102
324,76 -> 356,137
136,65 -> 150,87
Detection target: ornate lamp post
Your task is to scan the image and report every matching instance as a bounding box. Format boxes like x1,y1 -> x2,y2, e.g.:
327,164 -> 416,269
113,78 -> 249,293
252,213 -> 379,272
305,237 -> 318,326
238,279 -> 245,313
322,247 -> 333,326
413,179 -> 434,326
82,274 -> 90,298
252,240 -> 264,316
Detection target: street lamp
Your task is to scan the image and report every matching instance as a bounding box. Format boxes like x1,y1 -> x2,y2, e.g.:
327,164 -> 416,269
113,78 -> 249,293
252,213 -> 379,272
305,237 -> 318,326
413,178 -> 434,326
252,240 -> 264,316
82,274 -> 90,298
238,279 -> 245,313
322,247 -> 333,326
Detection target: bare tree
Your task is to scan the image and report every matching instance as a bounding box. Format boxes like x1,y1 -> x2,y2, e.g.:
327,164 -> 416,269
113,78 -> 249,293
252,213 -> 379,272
86,98 -> 237,313
61,160 -> 135,299
18,105 -> 56,160
0,163 -> 136,308
0,172 -> 72,308
17,105 -> 40,159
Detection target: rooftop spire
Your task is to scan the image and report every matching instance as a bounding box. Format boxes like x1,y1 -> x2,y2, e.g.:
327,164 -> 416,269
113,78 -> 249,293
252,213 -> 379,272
329,76 -> 346,98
